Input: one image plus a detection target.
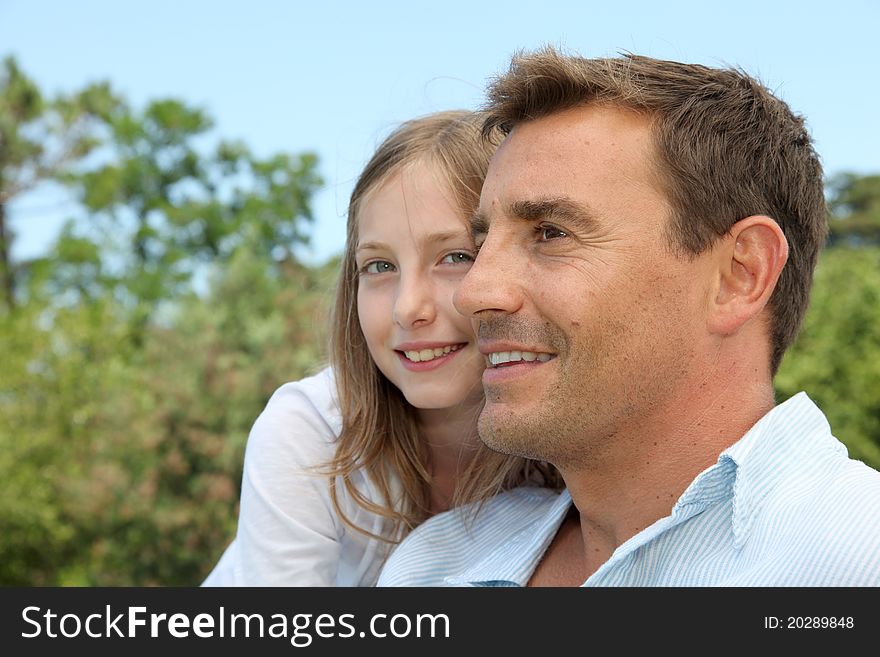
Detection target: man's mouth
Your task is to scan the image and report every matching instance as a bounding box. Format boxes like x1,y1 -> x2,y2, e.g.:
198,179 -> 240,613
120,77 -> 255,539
485,351 -> 555,367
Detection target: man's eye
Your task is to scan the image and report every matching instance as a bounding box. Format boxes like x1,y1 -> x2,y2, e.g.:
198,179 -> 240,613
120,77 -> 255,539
537,224 -> 569,241
361,260 -> 395,274
441,251 -> 474,265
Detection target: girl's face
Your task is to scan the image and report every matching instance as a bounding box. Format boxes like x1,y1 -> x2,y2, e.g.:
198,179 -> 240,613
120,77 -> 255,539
355,160 -> 484,411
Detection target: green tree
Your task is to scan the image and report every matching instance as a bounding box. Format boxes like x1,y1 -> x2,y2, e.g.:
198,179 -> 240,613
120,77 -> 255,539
58,99 -> 321,317
826,172 -> 880,246
0,55 -> 117,310
0,62 -> 333,584
776,247 -> 880,469
776,172 -> 880,470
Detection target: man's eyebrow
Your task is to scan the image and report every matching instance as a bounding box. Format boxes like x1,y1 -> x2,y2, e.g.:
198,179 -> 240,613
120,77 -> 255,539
508,197 -> 599,229
470,198 -> 600,240
470,211 -> 490,240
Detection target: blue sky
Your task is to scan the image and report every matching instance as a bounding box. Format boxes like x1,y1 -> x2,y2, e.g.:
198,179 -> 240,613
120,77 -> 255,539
2,0 -> 878,264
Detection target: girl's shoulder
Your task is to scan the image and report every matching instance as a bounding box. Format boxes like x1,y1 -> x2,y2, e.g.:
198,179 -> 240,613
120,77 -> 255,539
259,366 -> 342,438
242,367 -> 342,472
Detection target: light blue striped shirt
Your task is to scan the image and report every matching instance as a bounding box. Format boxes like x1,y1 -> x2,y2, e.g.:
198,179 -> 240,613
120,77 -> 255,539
378,393 -> 880,586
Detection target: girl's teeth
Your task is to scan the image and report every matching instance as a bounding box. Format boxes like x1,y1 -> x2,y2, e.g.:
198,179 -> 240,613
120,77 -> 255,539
404,345 -> 459,363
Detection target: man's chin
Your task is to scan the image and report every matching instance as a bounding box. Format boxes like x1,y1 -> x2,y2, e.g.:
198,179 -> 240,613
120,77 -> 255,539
477,411 -> 540,460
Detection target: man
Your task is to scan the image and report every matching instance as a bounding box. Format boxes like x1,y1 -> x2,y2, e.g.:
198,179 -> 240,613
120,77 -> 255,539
377,47 -> 880,586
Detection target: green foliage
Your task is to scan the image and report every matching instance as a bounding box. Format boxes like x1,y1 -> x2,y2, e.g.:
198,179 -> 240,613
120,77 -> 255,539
826,172 -> 880,246
0,295 -> 137,583
776,171 -> 880,470
0,247 -> 339,585
0,57 -> 116,187
3,56 -> 877,586
776,246 -> 880,470
58,95 -> 323,313
0,59 -> 336,585
0,56 -> 45,178
1,55 -> 119,311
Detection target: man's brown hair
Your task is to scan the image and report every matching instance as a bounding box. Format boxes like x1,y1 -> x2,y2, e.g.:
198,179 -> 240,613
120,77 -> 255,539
483,46 -> 827,374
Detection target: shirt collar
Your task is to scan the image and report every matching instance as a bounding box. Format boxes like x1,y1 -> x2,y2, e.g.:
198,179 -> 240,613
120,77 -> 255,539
448,392 -> 836,584
445,489 -> 573,587
726,392 -> 839,545
675,391 -> 838,547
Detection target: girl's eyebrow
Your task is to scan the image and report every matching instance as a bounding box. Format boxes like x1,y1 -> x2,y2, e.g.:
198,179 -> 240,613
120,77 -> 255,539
421,229 -> 470,246
355,241 -> 388,253
356,230 -> 468,254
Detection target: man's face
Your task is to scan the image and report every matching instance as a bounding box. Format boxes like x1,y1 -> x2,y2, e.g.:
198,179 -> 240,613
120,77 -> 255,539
453,105 -> 712,471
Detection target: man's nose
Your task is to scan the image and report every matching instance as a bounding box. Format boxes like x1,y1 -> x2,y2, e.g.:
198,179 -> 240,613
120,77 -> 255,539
393,273 -> 436,329
453,231 -> 522,320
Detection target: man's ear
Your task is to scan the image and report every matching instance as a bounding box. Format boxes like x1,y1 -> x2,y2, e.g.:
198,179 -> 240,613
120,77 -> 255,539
708,215 -> 789,337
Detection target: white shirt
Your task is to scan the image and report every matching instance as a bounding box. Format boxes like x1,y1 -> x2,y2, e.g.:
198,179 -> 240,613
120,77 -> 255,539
203,367 -> 396,586
378,392 -> 880,586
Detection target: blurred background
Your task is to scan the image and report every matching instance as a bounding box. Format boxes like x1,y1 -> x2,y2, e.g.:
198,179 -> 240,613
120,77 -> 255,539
1,0 -> 878,585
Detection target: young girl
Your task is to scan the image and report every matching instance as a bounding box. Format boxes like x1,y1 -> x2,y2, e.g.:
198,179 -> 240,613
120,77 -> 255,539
203,111 -> 558,586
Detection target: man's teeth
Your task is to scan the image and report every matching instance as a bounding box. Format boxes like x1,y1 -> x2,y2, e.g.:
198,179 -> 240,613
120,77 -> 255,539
487,351 -> 552,366
403,344 -> 461,363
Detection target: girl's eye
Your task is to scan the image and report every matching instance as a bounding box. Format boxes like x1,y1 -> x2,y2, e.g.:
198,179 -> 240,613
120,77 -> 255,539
441,251 -> 474,265
361,260 -> 396,274
537,224 -> 569,241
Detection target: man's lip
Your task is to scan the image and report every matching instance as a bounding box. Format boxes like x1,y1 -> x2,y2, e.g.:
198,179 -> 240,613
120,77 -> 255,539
477,340 -> 556,356
394,341 -> 468,352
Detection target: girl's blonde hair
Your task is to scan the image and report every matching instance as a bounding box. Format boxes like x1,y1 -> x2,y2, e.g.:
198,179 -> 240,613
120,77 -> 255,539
326,110 -> 561,541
